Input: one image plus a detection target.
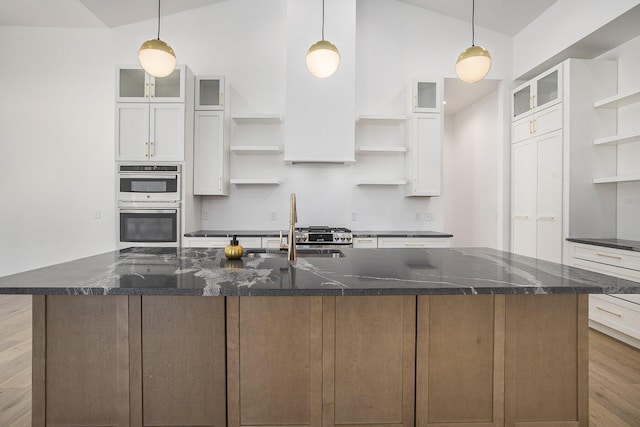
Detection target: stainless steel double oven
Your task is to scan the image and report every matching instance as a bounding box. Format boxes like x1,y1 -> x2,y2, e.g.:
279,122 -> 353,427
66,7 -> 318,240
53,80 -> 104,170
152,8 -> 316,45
117,164 -> 181,248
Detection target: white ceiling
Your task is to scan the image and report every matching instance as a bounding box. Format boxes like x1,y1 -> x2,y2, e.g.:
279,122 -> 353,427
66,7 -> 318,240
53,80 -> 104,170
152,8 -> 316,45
0,0 -> 556,34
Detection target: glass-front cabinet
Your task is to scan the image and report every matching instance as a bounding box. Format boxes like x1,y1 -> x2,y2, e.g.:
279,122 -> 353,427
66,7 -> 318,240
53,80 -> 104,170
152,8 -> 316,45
195,76 -> 225,110
412,79 -> 441,113
512,64 -> 563,121
116,65 -> 186,103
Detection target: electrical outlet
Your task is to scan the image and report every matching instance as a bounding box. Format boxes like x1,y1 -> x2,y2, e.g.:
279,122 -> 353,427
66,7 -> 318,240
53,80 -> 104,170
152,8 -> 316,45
415,211 -> 421,221
203,211 -> 209,221
271,211 -> 277,221
351,211 -> 358,221
425,212 -> 435,221
93,209 -> 101,220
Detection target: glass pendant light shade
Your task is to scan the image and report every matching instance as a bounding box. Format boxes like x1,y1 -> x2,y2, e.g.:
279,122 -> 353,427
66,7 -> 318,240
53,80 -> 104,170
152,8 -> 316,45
138,38 -> 176,78
455,45 -> 491,83
306,40 -> 340,78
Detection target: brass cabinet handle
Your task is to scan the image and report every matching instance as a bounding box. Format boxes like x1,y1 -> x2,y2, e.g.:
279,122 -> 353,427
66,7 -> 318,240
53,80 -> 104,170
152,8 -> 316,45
404,243 -> 425,247
538,216 -> 556,221
533,118 -> 537,133
514,215 -> 529,219
149,142 -> 154,157
218,177 -> 222,191
529,120 -> 533,134
145,82 -> 149,98
150,82 -> 155,98
144,141 -> 149,157
596,253 -> 622,260
357,239 -> 374,242
532,94 -> 536,109
596,306 -> 622,317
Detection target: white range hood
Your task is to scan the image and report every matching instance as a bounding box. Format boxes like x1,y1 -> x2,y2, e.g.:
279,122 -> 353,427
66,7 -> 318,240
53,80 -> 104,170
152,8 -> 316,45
284,0 -> 356,164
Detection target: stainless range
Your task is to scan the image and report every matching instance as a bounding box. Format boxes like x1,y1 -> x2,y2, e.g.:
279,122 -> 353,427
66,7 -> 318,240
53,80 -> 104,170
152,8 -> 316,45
295,226 -> 353,248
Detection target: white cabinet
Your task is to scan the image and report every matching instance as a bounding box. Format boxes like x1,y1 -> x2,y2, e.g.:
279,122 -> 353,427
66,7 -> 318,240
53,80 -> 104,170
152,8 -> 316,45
185,236 -> 262,249
195,76 -> 225,110
377,237 -> 451,248
511,64 -> 562,120
194,111 -> 228,195
511,103 -> 562,144
115,103 -> 185,161
116,65 -> 186,103
352,237 -> 378,248
412,80 -> 441,113
406,114 -> 442,197
568,242 -> 640,349
511,130 -> 562,262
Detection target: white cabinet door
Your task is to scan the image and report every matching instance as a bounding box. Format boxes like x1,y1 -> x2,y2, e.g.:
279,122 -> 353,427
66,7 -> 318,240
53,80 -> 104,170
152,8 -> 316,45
150,104 -> 184,161
536,130 -> 563,263
195,76 -> 225,110
511,140 -> 537,258
116,104 -> 149,161
406,114 -> 441,197
511,64 -> 563,121
194,111 -> 228,195
412,80 -> 441,113
352,237 -> 377,248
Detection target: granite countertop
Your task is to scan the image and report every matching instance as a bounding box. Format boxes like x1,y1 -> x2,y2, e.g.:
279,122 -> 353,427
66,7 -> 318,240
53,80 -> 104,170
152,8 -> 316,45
185,230 -> 453,238
567,238 -> 640,252
1,247 -> 639,297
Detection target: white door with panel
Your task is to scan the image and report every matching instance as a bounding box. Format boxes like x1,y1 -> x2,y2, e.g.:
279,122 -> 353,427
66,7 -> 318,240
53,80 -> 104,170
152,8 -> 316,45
406,114 -> 441,197
511,130 -> 563,262
116,104 -> 185,161
194,111 -> 228,195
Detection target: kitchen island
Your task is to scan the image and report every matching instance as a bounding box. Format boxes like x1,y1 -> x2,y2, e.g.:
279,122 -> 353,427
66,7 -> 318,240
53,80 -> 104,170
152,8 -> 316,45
1,247 -> 640,427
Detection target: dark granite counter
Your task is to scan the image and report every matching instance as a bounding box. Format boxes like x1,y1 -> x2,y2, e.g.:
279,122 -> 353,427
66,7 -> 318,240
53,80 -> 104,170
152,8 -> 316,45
184,230 -> 453,238
1,247 -> 639,297
567,237 -> 640,252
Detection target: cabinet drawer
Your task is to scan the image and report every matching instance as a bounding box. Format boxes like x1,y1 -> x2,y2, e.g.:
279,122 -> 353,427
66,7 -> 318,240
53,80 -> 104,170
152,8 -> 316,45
589,295 -> 640,340
511,104 -> 562,144
352,237 -> 377,248
571,243 -> 640,274
377,237 -> 451,248
186,237 -> 262,248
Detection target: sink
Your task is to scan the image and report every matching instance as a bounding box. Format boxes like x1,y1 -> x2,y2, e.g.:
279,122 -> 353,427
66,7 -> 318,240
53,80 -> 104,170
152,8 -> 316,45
244,249 -> 345,259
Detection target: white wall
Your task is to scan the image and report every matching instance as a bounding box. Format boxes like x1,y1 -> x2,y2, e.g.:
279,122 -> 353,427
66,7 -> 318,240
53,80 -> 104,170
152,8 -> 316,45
513,0 -> 640,78
201,0 -> 513,232
596,34 -> 640,240
443,90 -> 501,248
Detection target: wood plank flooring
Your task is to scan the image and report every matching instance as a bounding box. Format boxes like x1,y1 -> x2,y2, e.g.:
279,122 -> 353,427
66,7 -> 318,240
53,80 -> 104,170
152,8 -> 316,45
0,295 -> 638,426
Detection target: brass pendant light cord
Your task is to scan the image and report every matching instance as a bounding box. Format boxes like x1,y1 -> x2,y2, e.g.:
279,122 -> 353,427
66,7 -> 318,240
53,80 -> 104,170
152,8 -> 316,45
321,0 -> 325,41
157,0 -> 161,40
471,0 -> 475,46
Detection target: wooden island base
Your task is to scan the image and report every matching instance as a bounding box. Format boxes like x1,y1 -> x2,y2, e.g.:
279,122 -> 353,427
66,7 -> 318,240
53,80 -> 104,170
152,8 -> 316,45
32,294 -> 588,427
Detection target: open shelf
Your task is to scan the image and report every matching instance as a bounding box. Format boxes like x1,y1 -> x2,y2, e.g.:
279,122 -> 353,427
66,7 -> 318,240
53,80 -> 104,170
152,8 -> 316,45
594,132 -> 640,147
356,179 -> 407,186
593,173 -> 640,184
230,145 -> 281,153
356,115 -> 407,123
357,146 -> 407,153
232,114 -> 282,123
594,88 -> 640,109
230,179 -> 280,185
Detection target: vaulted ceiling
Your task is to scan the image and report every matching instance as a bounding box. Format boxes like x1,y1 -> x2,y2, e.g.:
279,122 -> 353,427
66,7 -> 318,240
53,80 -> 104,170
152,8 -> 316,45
1,0 -> 556,35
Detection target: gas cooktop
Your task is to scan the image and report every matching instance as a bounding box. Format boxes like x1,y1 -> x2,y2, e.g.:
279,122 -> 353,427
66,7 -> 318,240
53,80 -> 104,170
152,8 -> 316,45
295,226 -> 353,245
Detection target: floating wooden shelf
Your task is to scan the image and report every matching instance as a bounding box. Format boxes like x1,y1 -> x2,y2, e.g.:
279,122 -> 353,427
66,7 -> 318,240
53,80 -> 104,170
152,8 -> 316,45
357,146 -> 407,153
594,88 -> 640,109
593,173 -> 640,184
232,114 -> 282,123
230,146 -> 281,153
230,179 -> 280,185
593,132 -> 640,147
356,115 -> 408,123
356,179 -> 407,186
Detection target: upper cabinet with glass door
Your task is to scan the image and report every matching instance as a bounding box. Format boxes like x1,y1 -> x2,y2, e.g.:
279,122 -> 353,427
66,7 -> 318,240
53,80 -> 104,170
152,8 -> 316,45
116,65 -> 186,103
511,64 -> 563,121
412,79 -> 442,113
195,76 -> 225,110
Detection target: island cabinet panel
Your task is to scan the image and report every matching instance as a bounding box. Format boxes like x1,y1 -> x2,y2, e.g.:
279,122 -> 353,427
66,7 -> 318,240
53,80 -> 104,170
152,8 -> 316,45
505,294 -> 589,427
226,296 -> 323,427
134,296 -> 226,427
323,296 -> 416,427
415,295 -> 505,427
32,295 -> 130,427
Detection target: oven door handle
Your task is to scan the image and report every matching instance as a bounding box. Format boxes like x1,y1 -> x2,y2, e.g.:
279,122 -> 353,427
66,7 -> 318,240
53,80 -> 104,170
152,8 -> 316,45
119,209 -> 177,214
119,174 -> 178,180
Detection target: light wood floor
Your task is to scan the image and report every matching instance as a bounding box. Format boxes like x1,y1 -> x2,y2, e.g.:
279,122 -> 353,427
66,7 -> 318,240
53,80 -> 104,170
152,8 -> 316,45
0,295 -> 639,426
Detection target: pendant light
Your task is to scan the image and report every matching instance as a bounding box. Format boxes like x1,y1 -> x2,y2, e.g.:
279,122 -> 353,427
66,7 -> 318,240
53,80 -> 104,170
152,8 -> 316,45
306,0 -> 340,78
138,0 -> 176,78
455,0 -> 491,83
